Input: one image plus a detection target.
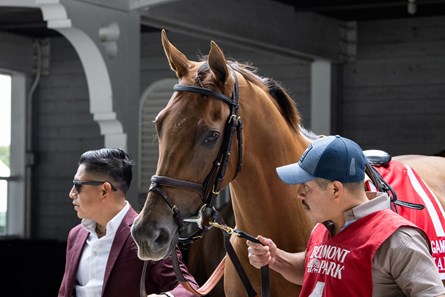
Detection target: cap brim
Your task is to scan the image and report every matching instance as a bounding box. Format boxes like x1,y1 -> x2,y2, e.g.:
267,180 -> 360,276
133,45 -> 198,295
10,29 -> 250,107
276,163 -> 315,185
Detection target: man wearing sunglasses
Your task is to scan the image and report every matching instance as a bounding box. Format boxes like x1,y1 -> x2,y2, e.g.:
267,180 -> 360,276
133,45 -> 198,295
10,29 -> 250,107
58,148 -> 198,297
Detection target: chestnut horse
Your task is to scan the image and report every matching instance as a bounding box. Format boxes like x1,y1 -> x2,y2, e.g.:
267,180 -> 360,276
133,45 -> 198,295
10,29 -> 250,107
131,30 -> 445,296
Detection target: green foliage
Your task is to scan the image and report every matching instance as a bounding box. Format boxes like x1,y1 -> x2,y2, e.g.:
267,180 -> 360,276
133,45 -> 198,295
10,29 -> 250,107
0,146 -> 9,167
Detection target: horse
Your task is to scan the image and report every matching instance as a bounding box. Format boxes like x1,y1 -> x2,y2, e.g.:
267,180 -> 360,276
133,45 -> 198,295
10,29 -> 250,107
131,29 -> 445,297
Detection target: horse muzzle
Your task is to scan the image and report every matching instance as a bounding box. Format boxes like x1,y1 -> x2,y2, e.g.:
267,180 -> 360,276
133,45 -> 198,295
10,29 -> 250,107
131,212 -> 178,261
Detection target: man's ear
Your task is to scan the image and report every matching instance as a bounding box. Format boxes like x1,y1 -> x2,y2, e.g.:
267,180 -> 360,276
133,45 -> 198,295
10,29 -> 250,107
332,181 -> 343,197
101,182 -> 113,198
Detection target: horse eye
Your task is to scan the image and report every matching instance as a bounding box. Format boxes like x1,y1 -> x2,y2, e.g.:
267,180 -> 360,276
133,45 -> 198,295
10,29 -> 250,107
204,131 -> 220,144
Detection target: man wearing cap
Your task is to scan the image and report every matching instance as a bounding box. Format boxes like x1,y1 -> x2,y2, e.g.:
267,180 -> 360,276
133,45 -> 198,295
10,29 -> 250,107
246,135 -> 445,297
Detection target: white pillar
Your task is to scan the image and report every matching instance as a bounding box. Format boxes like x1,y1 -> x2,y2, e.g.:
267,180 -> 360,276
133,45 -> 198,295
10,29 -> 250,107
310,60 -> 332,135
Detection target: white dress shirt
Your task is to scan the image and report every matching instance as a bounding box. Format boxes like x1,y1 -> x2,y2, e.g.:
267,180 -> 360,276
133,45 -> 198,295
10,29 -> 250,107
75,202 -> 130,297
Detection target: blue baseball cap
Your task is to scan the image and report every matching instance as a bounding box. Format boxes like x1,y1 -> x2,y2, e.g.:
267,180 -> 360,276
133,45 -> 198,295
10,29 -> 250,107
276,135 -> 367,184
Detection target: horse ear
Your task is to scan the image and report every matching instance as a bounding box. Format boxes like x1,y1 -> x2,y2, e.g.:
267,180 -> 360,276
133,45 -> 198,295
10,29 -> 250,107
161,29 -> 190,78
208,41 -> 229,85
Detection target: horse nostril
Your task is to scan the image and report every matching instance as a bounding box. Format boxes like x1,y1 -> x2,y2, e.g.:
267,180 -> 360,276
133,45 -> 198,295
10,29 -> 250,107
154,227 -> 170,247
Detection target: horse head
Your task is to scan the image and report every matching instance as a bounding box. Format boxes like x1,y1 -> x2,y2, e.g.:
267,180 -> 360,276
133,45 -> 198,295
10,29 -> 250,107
131,30 -> 241,260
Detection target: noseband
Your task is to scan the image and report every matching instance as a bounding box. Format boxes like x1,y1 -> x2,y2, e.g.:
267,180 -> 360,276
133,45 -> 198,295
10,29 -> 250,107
148,69 -> 243,240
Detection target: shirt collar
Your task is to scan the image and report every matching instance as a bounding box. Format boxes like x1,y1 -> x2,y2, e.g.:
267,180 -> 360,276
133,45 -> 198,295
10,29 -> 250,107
344,192 -> 391,223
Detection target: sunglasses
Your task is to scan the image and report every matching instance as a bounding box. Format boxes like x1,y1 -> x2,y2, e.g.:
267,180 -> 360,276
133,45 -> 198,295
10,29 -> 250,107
72,180 -> 117,194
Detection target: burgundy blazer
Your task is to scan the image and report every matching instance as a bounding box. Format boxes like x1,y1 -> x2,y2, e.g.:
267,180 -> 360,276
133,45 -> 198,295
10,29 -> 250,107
58,207 -> 198,297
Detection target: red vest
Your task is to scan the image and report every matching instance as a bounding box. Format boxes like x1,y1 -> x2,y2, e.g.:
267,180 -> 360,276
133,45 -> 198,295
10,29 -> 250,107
373,161 -> 445,277
299,209 -> 423,297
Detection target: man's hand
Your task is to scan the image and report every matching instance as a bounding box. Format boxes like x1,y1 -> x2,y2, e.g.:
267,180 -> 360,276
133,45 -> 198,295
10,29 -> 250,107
246,235 -> 276,269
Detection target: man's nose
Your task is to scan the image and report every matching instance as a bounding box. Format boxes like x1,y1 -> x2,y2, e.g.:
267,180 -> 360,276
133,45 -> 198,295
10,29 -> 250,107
69,186 -> 77,199
296,185 -> 305,199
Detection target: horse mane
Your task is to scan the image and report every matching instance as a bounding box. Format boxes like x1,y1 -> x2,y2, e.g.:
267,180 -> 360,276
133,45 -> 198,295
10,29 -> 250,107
229,60 -> 302,132
198,56 -> 302,133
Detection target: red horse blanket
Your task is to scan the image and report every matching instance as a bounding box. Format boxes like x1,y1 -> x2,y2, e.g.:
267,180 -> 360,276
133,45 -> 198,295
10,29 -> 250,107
366,160 -> 445,279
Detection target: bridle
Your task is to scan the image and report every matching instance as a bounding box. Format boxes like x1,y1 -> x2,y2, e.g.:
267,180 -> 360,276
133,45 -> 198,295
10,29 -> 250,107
142,67 -> 270,297
148,67 -> 243,242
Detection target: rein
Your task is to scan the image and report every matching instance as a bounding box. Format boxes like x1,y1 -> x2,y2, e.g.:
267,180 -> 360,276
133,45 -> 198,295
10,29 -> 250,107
171,208 -> 270,297
144,69 -> 270,297
364,155 -> 425,213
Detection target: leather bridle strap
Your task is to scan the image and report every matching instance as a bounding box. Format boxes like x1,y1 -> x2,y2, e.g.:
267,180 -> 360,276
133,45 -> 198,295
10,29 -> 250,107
151,175 -> 204,194
149,175 -> 205,231
172,208 -> 270,297
149,180 -> 187,230
174,84 -> 235,106
222,232 -> 259,297
365,162 -> 424,212
140,260 -> 148,297
211,209 -> 270,297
